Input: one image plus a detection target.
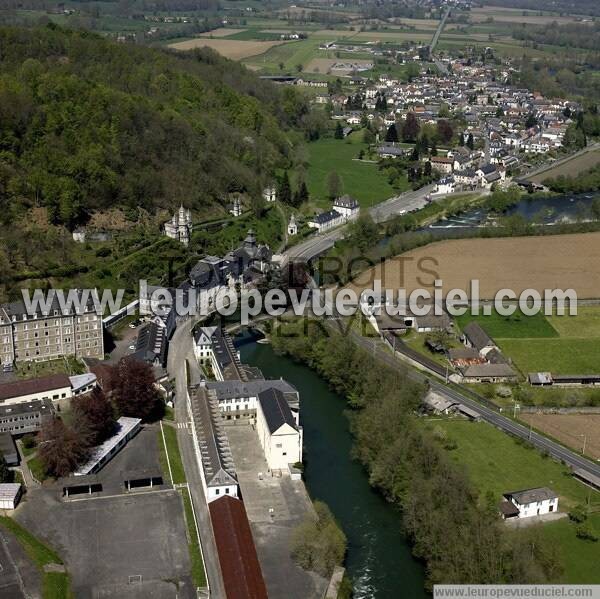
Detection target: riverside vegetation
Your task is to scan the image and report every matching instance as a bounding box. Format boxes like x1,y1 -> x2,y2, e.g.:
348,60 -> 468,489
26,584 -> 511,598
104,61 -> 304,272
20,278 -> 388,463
271,319 -> 564,589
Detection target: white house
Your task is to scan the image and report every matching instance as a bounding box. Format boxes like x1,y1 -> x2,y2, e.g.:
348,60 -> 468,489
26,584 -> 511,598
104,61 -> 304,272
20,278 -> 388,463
501,487 -> 558,519
333,195 -> 360,221
308,209 -> 344,232
287,214 -> 298,236
435,176 -> 455,195
256,388 -> 302,471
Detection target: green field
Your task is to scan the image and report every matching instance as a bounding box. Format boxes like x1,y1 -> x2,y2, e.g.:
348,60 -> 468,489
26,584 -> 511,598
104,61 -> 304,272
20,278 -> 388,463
158,423 -> 186,485
429,420 -> 598,510
498,338 -> 600,375
456,309 -> 559,339
548,307 -> 600,338
243,38 -> 322,71
456,307 -> 600,375
303,137 -> 403,208
541,514 -> 600,583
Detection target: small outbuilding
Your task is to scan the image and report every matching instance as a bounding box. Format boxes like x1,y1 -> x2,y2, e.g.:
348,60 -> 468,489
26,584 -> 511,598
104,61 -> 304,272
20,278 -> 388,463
0,483 -> 22,510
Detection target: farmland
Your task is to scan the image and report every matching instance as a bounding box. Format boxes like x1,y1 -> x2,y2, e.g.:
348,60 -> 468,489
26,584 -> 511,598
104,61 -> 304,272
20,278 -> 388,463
548,306 -> 600,338
350,232 -> 600,298
530,149 -> 600,185
167,38 -> 287,60
520,414 -> 600,460
498,338 -> 600,375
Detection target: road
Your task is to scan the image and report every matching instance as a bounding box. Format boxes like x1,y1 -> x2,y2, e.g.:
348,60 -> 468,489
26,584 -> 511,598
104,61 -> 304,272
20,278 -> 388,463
430,7 -> 450,74
336,321 -> 600,480
167,319 -> 227,599
284,184 -> 437,262
519,141 -> 600,183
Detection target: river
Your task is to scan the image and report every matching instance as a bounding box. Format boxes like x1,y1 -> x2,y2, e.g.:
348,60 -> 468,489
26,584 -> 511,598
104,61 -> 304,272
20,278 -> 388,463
422,191 -> 600,237
237,334 -> 427,599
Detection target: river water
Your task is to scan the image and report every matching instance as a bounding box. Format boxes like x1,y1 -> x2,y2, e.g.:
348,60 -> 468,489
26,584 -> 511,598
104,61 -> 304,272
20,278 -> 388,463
237,334 -> 427,599
422,191 -> 599,237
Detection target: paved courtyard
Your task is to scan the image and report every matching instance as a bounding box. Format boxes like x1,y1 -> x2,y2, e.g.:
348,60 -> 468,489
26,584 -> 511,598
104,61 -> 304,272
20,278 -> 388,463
14,423 -> 195,599
226,424 -> 328,599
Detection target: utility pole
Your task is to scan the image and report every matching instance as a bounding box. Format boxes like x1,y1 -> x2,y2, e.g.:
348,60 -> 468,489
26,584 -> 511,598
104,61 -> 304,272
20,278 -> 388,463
580,434 -> 587,455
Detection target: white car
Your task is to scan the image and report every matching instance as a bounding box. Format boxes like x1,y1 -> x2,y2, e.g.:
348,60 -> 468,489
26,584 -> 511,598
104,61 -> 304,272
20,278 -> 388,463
129,345 -> 136,350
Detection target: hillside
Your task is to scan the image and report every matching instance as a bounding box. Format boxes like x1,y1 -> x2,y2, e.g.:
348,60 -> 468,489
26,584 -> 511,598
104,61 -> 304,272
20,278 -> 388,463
0,25 -> 308,298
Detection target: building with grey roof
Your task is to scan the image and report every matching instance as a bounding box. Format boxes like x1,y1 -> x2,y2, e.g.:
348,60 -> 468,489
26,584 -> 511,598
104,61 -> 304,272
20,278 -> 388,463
189,383 -> 238,502
502,487 -> 558,519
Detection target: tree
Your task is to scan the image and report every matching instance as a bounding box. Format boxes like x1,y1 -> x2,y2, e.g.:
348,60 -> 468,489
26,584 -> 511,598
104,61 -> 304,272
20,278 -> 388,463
334,121 -> 344,139
402,112 -> 420,142
72,387 -> 117,447
39,417 -> 89,478
291,501 -> 346,577
467,133 -> 474,150
525,113 -> 538,128
384,123 -> 398,143
327,171 -> 342,199
348,214 -> 378,252
436,119 -> 454,145
108,358 -> 163,421
292,181 -> 309,207
278,171 -> 292,206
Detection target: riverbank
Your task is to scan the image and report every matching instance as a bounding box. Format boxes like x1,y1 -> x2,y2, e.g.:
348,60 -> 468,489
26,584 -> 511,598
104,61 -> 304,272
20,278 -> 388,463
247,321 -> 563,591
238,333 -> 427,599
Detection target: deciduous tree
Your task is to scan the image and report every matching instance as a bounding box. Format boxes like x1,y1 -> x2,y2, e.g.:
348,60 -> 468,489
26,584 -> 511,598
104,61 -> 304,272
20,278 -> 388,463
108,358 -> 163,421
39,417 -> 89,478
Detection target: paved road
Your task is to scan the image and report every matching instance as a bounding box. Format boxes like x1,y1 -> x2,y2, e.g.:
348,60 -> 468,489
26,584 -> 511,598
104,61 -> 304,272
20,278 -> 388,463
335,320 -> 600,479
430,7 -> 450,54
168,320 -> 226,599
284,184 -> 437,262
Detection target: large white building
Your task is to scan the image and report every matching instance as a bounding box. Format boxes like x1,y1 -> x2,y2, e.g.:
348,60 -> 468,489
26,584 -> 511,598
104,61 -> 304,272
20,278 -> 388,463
256,388 -> 302,471
333,195 -> 360,222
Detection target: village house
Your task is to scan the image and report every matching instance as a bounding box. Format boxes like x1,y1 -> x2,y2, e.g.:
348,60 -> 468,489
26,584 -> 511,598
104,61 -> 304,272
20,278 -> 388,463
308,209 -> 344,232
499,487 -> 558,520
430,156 -> 454,174
333,195 -> 360,221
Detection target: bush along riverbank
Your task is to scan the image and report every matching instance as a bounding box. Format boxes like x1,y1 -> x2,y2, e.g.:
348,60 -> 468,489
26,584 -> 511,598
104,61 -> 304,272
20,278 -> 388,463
271,319 -> 564,590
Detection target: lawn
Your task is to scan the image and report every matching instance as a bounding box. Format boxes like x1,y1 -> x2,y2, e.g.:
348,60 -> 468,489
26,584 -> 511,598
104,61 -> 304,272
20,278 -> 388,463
455,309 -> 559,339
304,137 -> 402,208
158,423 -> 186,485
498,338 -> 600,375
0,516 -> 72,599
15,356 -> 85,380
427,419 -> 599,510
28,455 -> 48,483
540,513 -> 600,584
179,487 -> 207,588
548,306 -> 600,338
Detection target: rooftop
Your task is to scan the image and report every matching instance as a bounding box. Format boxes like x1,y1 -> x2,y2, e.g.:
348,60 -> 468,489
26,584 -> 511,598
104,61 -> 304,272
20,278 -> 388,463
209,495 -> 268,599
258,388 -> 298,434
504,487 -> 557,505
0,373 -> 71,402
75,417 -> 141,476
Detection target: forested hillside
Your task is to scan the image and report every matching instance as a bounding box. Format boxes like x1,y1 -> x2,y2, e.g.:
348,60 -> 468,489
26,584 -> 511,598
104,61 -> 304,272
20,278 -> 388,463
0,25 -> 307,229
0,24 -> 312,299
